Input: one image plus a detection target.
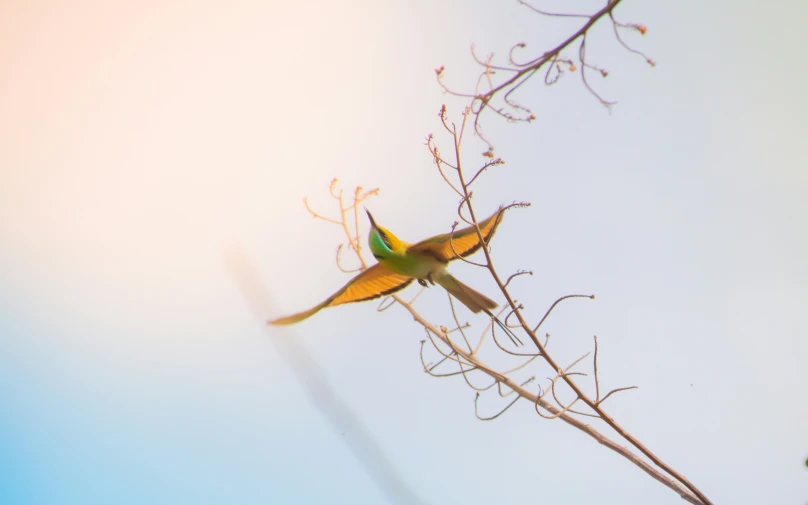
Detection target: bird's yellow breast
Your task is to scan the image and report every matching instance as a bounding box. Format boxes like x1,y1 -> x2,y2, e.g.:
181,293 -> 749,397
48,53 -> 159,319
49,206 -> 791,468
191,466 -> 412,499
377,250 -> 444,280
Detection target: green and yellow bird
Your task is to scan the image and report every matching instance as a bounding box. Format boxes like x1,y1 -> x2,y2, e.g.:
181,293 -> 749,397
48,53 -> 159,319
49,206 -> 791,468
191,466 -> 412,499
269,207 -> 521,345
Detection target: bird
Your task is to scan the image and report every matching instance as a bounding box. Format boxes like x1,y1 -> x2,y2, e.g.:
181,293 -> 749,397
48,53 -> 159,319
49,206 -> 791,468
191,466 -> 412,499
268,207 -> 523,346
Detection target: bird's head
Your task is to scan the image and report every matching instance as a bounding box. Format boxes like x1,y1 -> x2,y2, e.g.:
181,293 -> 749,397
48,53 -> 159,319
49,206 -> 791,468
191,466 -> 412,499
365,209 -> 405,260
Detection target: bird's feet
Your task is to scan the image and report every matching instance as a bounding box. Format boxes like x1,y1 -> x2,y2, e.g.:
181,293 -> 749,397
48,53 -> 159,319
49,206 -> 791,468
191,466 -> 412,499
418,274 -> 437,287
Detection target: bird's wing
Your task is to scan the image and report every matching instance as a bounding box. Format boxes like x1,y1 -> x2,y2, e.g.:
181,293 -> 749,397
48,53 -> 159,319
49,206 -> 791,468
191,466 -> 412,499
408,207 -> 505,263
268,263 -> 414,325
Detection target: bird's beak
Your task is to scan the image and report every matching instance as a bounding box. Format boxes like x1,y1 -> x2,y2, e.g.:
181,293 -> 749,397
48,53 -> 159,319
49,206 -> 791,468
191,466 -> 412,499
364,207 -> 377,229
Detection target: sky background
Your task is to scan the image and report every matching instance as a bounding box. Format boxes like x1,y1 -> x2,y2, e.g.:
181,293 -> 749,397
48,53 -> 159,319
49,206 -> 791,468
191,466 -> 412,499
1,0 -> 807,504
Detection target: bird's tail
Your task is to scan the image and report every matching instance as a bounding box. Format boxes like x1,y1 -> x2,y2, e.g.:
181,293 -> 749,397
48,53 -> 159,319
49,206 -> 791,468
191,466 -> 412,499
435,273 -> 498,314
436,272 -> 524,347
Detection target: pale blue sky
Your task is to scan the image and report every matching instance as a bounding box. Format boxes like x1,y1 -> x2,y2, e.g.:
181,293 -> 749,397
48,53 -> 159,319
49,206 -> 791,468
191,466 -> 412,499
1,1 -> 807,504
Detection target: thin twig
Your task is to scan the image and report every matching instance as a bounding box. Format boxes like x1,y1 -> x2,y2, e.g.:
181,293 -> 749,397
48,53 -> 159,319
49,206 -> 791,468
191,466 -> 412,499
597,386 -> 639,406
474,389 -> 521,421
594,335 -> 601,402
446,293 -> 474,354
504,270 -> 533,288
533,294 -> 595,332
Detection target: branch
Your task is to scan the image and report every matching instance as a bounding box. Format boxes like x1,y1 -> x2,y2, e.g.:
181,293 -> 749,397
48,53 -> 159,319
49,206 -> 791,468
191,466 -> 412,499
439,112 -> 712,504
435,0 -> 656,152
393,291 -> 704,505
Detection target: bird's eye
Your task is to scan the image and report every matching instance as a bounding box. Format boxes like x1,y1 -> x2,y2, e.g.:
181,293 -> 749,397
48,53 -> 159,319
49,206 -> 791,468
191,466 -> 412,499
379,232 -> 393,249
